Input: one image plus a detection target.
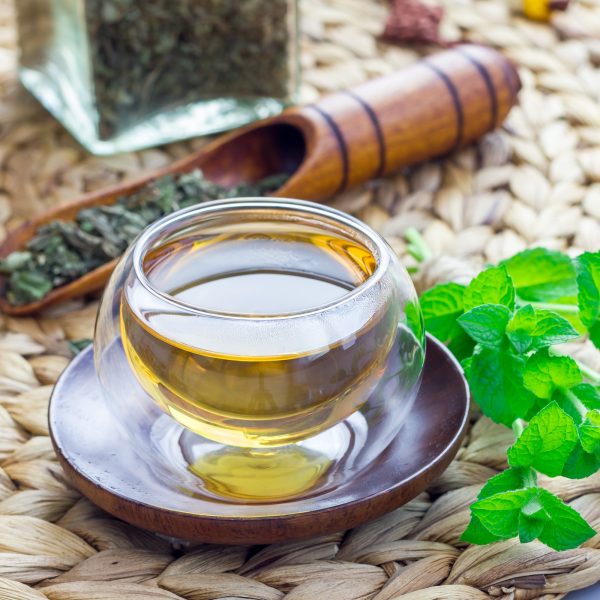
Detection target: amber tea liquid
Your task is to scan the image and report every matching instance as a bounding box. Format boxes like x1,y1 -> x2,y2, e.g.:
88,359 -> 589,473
121,224 -> 399,449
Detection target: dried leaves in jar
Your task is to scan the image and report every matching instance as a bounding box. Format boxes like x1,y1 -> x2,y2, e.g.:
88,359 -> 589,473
85,0 -> 296,139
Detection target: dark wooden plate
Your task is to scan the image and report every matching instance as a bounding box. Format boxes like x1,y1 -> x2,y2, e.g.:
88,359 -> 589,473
49,334 -> 469,545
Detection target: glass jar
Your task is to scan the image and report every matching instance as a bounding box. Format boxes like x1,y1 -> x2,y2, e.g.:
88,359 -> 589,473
15,0 -> 299,155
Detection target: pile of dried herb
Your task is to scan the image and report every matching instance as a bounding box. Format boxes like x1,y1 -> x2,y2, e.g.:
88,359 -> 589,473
0,170 -> 288,306
85,0 -> 295,139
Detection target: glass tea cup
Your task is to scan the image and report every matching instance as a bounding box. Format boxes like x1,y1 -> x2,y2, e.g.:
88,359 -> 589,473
95,198 -> 425,502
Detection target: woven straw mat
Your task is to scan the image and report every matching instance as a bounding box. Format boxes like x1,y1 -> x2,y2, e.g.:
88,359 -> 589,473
1,0 -> 600,598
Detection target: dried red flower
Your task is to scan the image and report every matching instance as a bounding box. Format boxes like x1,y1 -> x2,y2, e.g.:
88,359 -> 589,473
381,0 -> 446,46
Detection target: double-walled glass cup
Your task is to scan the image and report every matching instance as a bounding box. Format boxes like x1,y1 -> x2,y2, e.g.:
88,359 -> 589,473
95,199 -> 425,502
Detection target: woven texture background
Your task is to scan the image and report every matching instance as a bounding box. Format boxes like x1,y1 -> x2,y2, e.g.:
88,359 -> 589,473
0,0 -> 600,598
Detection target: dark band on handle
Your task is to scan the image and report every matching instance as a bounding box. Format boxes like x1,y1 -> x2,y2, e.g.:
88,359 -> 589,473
423,60 -> 465,151
343,90 -> 387,179
308,105 -> 349,194
456,48 -> 498,130
499,55 -> 520,107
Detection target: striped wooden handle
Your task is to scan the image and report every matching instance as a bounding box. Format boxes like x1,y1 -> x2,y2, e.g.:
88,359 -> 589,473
278,44 -> 520,200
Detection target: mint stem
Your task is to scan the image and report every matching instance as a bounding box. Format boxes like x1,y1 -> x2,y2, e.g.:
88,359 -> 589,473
512,418 -> 526,439
523,467 -> 537,487
516,300 -> 580,314
404,228 -> 432,264
512,418 -> 537,487
575,360 -> 600,385
523,468 -> 537,488
565,388 -> 589,420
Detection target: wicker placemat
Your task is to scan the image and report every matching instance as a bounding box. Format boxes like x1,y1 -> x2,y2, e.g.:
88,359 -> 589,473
0,0 -> 600,598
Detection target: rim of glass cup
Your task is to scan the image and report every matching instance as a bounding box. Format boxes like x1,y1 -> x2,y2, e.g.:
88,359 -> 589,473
131,197 -> 391,321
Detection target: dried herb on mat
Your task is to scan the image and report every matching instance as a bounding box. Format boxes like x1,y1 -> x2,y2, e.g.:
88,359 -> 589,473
68,339 -> 93,356
0,170 -> 288,306
410,233 -> 600,551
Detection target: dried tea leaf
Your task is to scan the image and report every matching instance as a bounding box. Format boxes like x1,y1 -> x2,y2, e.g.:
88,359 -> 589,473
0,170 -> 288,306
83,0 -> 294,139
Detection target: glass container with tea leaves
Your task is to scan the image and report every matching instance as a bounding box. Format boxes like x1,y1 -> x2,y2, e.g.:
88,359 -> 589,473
15,0 -> 299,155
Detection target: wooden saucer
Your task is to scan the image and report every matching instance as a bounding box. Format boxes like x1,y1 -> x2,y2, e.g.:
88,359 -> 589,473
49,334 -> 469,545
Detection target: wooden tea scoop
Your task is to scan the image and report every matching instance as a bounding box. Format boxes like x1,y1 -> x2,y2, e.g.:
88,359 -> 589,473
0,44 -> 520,315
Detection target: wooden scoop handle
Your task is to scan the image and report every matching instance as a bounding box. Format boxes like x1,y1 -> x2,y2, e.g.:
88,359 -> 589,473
278,44 -> 520,200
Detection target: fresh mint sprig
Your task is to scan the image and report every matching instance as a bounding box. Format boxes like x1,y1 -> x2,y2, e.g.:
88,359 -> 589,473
416,242 -> 600,551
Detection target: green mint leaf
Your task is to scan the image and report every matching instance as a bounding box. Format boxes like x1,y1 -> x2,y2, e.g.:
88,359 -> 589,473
560,312 -> 588,337
506,305 -> 579,354
458,304 -> 512,349
554,389 -> 586,425
576,251 -> 600,349
519,494 -> 549,543
571,383 -> 600,411
502,248 -> 577,303
523,352 -> 582,400
579,409 -> 600,454
420,283 -> 464,336
405,299 -> 424,344
67,339 -> 93,356
505,305 -> 536,354
448,333 -> 476,363
463,266 -> 515,311
471,489 -> 534,538
461,515 -> 506,545
478,468 -> 527,499
563,441 -> 600,479
519,512 -> 546,543
420,283 -> 474,360
469,347 -> 536,426
535,489 -> 595,550
507,402 -> 578,476
470,488 -> 595,550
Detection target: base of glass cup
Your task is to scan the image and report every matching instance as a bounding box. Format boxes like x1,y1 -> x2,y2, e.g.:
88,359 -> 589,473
96,328 -> 422,505
20,68 -> 287,155
150,410 -> 370,504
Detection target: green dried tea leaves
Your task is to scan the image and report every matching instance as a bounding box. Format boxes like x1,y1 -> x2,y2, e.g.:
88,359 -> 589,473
0,170 -> 287,306
85,0 -> 295,139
